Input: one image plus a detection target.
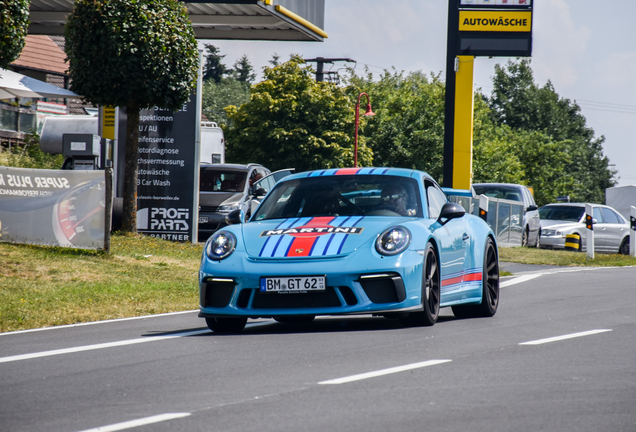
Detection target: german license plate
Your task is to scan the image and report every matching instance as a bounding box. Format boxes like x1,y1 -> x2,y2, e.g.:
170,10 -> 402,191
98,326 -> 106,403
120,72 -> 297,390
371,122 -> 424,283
260,275 -> 326,293
199,216 -> 208,223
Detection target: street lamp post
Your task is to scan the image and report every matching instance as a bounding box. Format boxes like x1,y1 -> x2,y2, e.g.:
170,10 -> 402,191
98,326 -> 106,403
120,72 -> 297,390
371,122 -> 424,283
354,92 -> 375,167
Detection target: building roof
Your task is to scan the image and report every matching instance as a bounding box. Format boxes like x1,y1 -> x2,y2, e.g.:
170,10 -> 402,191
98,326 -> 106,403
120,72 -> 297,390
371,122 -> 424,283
28,0 -> 326,42
10,35 -> 68,76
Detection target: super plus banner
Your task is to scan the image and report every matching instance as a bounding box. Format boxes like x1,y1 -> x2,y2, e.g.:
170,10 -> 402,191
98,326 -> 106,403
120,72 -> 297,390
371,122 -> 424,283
0,166 -> 105,249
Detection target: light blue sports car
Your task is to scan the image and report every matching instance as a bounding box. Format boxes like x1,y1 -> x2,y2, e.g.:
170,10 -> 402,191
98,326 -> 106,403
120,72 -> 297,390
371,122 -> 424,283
199,167 -> 499,332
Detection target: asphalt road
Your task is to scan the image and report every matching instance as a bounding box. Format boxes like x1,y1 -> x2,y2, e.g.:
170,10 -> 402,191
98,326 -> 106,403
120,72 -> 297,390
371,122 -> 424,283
1,266 -> 635,432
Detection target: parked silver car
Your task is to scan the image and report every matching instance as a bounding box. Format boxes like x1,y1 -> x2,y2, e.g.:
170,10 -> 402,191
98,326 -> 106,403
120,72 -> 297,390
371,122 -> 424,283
198,163 -> 271,242
539,203 -> 630,254
472,183 -> 540,247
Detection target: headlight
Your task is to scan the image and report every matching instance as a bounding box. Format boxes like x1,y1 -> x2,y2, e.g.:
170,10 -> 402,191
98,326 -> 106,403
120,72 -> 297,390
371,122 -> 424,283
376,226 -> 411,256
541,229 -> 562,237
206,231 -> 237,260
218,203 -> 240,213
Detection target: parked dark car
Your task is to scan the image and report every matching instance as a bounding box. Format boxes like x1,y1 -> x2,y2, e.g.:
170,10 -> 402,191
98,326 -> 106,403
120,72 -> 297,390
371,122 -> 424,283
198,163 -> 270,242
472,183 -> 540,247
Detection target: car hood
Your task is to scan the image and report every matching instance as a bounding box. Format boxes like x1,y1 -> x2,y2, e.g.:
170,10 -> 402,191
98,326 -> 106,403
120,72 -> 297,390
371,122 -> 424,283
241,216 -> 413,259
199,192 -> 242,207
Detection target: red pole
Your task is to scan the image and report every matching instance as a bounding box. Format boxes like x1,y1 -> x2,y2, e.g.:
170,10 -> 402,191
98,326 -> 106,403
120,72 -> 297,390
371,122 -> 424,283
354,92 -> 374,168
354,98 -> 361,167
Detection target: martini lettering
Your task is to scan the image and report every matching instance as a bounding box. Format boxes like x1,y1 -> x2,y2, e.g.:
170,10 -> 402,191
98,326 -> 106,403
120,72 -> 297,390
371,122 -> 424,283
261,227 -> 363,237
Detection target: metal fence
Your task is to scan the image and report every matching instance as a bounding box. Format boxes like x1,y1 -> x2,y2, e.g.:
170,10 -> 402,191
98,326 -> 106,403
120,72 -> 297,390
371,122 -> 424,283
448,195 -> 524,247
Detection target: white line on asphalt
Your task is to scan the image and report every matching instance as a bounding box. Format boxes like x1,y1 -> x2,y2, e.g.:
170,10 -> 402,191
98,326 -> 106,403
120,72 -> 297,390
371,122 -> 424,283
318,359 -> 452,385
500,273 -> 542,287
76,413 -> 191,432
0,310 -> 199,336
0,329 -> 210,364
519,329 -> 613,346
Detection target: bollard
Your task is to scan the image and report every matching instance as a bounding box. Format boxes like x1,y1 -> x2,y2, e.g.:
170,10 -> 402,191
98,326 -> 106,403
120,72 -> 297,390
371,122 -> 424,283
564,234 -> 580,252
630,206 -> 635,258
479,195 -> 488,223
585,203 -> 594,260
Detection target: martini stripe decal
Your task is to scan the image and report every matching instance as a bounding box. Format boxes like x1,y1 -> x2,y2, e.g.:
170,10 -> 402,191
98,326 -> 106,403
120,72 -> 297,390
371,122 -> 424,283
258,216 -> 364,258
441,269 -> 482,287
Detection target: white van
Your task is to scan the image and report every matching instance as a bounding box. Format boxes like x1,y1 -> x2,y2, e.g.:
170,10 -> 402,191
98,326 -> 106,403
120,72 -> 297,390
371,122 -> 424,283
200,122 -> 225,164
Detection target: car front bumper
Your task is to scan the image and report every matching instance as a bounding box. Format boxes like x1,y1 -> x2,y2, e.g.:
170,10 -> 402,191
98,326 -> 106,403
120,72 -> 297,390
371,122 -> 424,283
199,249 -> 426,318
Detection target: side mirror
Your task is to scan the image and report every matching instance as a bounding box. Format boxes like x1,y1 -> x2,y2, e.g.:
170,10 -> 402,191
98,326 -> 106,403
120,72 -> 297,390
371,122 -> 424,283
253,187 -> 267,198
526,205 -> 538,212
225,209 -> 244,225
437,202 -> 465,225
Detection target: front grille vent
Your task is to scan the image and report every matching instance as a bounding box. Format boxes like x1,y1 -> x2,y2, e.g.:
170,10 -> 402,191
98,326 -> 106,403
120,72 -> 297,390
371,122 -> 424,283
359,273 -> 406,304
202,278 -> 235,308
250,287 -> 342,309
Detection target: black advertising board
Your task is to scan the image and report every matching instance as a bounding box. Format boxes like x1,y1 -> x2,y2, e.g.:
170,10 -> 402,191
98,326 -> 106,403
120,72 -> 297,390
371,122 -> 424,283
456,0 -> 533,57
134,93 -> 199,242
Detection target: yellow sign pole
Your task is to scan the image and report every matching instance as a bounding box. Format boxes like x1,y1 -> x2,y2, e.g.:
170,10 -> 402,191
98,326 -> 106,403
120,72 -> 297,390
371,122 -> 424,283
452,55 -> 475,190
100,106 -> 117,140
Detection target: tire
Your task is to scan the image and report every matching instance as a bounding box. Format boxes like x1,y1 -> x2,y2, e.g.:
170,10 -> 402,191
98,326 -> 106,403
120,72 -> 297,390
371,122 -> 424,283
400,243 -> 440,327
205,317 -> 247,333
535,231 -> 541,248
452,237 -> 499,319
274,315 -> 316,323
619,237 -> 630,255
522,227 -> 529,247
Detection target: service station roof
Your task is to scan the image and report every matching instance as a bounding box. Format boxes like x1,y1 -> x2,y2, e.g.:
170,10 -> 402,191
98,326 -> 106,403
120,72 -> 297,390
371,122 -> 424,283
28,0 -> 326,42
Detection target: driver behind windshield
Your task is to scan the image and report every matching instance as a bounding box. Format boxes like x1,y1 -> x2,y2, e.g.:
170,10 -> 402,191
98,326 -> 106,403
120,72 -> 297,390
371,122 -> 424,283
378,184 -> 415,216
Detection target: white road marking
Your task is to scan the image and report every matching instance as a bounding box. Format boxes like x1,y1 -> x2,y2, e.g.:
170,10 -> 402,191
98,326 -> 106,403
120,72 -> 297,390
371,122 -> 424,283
318,359 -> 452,385
0,310 -> 199,337
500,273 -> 542,287
76,413 -> 190,432
519,329 -> 612,346
0,329 -> 210,364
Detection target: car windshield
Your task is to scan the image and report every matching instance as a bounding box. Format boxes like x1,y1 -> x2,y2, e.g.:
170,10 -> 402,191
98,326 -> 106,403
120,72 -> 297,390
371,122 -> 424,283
473,185 -> 523,202
252,175 -> 422,220
539,205 -> 585,222
200,169 -> 247,192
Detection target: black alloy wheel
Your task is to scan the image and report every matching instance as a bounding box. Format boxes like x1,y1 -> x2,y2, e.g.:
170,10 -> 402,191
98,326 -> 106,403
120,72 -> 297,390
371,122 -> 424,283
400,243 -> 440,327
452,237 -> 499,318
205,317 -> 247,333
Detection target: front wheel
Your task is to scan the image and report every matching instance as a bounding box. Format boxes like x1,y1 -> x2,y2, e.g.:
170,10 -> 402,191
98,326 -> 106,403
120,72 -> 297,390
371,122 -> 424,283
620,237 -> 630,255
452,237 -> 499,319
205,317 -> 247,333
400,243 -> 440,327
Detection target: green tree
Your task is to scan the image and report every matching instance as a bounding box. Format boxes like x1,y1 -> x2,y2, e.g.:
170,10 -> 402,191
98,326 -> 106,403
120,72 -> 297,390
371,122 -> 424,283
346,69 -> 446,179
202,77 -> 250,125
269,53 -> 281,67
230,54 -> 256,85
0,0 -> 29,69
224,57 -> 371,172
65,0 -> 198,233
202,44 -> 227,84
489,59 -> 616,203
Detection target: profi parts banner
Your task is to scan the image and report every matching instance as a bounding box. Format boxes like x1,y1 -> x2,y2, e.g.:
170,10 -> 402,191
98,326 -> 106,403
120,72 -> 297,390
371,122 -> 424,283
0,166 -> 105,249
134,92 -> 198,243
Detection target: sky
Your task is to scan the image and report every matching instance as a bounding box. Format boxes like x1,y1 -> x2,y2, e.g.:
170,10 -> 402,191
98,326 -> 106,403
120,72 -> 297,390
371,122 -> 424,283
199,0 -> 636,188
